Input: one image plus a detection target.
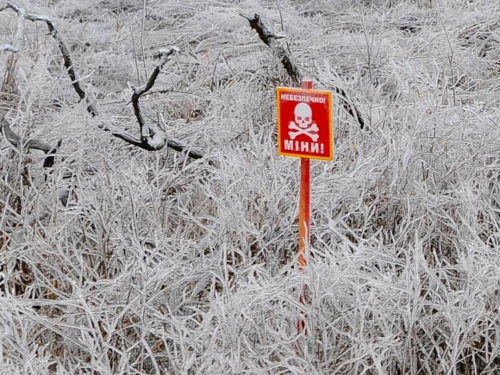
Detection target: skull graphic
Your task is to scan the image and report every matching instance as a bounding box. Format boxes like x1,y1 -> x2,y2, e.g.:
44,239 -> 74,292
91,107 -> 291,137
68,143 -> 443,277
294,103 -> 313,129
288,102 -> 319,142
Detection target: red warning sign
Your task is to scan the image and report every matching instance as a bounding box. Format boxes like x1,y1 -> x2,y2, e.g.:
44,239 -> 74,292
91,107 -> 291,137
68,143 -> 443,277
277,87 -> 333,161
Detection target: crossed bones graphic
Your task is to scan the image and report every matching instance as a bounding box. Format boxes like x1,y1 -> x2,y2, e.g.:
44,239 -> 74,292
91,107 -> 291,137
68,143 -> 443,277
288,121 -> 319,142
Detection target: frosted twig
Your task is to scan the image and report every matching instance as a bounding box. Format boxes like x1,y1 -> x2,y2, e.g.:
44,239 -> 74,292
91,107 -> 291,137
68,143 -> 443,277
0,3 -> 25,53
240,13 -> 299,83
0,113 -> 61,168
241,13 -> 365,129
130,47 -> 178,151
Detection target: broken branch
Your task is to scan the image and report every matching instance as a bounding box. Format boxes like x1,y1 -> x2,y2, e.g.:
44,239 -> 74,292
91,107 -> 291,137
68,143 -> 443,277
0,113 -> 62,162
167,139 -> 204,160
131,47 -> 178,149
241,13 -> 300,84
241,13 -> 365,129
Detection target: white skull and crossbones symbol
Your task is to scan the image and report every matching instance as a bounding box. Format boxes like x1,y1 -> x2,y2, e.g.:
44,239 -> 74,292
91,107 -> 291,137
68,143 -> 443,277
288,103 -> 319,142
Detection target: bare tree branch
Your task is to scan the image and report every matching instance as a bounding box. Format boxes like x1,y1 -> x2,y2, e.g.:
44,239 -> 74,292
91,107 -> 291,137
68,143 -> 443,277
0,1 -> 98,116
241,13 -> 365,129
334,86 -> 365,130
0,3 -> 206,157
240,13 -> 300,84
43,139 -> 62,168
167,139 -> 205,160
0,113 -> 62,163
0,3 -> 25,53
45,20 -> 88,105
131,47 -> 178,149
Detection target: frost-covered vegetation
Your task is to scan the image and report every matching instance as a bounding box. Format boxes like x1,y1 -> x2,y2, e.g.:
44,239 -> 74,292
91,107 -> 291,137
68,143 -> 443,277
2,0 -> 500,373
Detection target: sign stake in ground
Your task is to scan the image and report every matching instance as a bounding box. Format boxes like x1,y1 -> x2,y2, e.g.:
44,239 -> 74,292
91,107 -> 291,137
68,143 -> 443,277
276,79 -> 333,336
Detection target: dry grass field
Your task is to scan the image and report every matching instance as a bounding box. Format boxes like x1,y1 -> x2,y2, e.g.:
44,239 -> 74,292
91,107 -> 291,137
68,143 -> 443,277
2,0 -> 500,373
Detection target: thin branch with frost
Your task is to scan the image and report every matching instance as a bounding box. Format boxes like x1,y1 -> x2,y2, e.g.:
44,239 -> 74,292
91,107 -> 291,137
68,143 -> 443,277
0,2 -> 206,158
130,47 -> 177,151
240,13 -> 300,83
241,13 -> 365,129
0,1 -> 93,112
0,3 -> 25,53
0,113 -> 62,168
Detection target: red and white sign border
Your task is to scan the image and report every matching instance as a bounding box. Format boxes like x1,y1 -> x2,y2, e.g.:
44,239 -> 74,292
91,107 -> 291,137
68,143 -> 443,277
276,87 -> 334,161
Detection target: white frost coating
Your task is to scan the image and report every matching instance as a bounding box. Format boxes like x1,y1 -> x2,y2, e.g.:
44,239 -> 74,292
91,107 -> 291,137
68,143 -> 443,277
0,4 -> 25,52
0,2 -> 53,52
132,84 -> 142,95
159,46 -> 179,56
0,44 -> 19,52
148,131 -> 167,150
27,14 -> 51,22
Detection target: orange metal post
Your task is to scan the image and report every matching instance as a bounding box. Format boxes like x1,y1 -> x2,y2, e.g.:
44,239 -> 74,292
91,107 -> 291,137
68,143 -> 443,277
298,158 -> 310,270
298,78 -> 313,336
298,78 -> 313,270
